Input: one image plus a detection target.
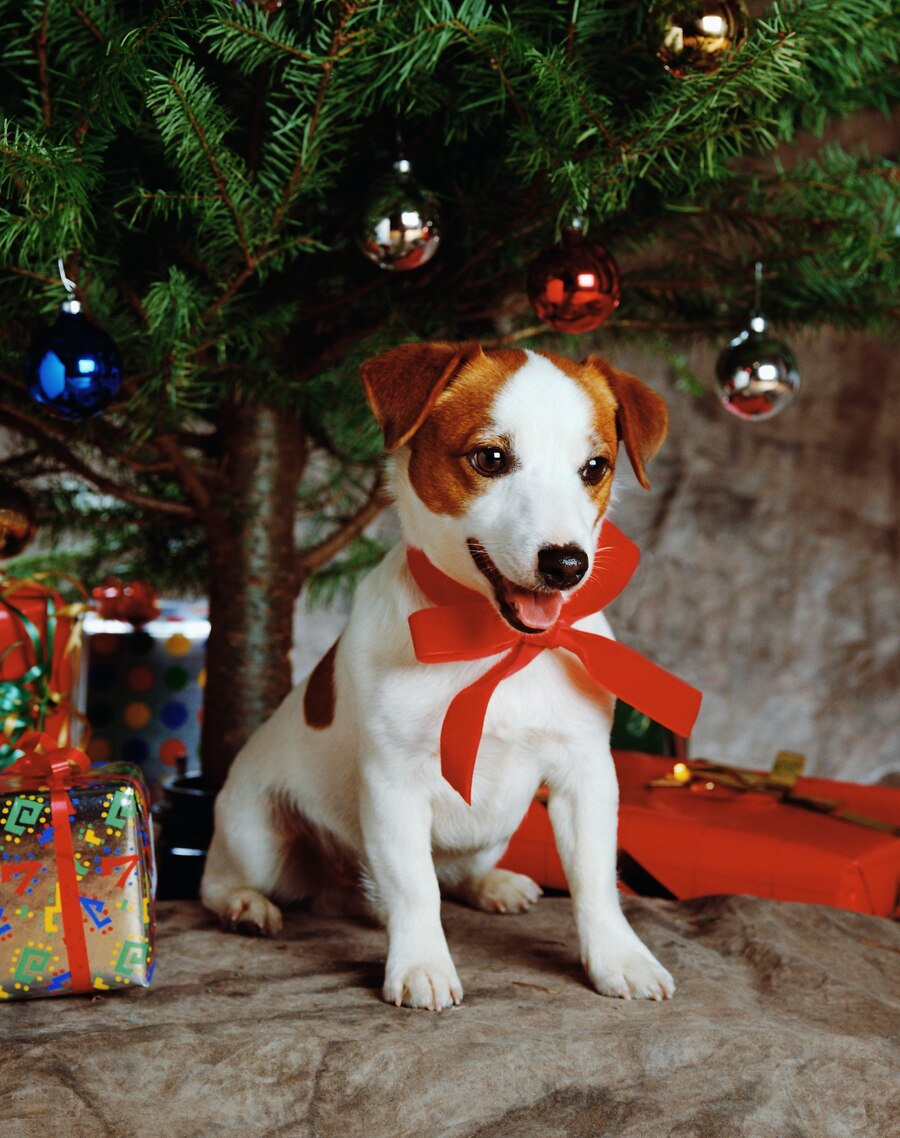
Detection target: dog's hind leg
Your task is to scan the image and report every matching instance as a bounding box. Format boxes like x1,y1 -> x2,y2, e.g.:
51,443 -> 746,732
200,782 -> 286,937
438,844 -> 543,914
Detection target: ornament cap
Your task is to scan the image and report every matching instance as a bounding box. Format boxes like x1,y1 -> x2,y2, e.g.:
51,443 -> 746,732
561,224 -> 588,246
60,298 -> 83,316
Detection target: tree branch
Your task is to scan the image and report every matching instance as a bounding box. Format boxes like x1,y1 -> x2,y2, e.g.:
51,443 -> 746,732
295,474 -> 389,579
0,398 -> 198,521
36,3 -> 52,129
154,432 -> 212,515
67,2 -> 107,44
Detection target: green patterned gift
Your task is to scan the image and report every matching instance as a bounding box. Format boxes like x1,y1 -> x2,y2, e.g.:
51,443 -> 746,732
1,732 -> 155,1000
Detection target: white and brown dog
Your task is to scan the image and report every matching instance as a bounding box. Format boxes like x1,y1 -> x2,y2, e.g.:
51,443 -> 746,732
201,342 -> 676,1009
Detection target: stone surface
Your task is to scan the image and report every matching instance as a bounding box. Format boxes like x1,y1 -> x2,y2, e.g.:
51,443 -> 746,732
3,895 -> 899,1137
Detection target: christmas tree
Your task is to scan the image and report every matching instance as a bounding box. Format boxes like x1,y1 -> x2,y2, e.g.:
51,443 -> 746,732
0,0 -> 896,785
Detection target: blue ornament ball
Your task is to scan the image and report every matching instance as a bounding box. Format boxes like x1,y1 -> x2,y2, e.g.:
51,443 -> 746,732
25,300 -> 122,420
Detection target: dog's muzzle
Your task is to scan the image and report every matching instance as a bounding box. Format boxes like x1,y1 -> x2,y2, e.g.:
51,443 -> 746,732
467,540 -> 589,634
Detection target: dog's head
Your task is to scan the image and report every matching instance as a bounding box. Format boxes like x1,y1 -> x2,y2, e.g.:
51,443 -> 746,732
361,343 -> 667,633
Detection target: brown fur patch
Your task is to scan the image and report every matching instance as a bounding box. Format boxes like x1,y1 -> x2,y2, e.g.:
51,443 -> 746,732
360,341 -> 484,451
303,637 -> 339,729
407,349 -> 528,517
580,357 -> 668,490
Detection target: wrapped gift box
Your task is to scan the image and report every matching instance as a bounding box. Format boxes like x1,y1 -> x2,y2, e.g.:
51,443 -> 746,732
77,601 -> 209,791
0,580 -> 83,759
0,736 -> 155,1000
500,751 -> 900,917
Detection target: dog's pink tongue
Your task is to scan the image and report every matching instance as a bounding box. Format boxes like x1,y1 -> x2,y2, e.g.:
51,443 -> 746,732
508,586 -> 564,631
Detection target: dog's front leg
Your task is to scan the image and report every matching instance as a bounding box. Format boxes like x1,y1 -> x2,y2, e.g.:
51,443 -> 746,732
360,766 -> 462,1010
547,758 -> 675,1001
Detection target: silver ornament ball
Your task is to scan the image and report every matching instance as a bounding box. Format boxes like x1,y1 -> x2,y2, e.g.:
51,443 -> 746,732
715,315 -> 800,421
358,159 -> 441,271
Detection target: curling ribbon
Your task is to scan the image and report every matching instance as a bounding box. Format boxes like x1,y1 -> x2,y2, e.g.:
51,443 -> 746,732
0,573 -> 90,767
9,731 -> 93,993
407,520 -> 702,804
651,753 -> 900,837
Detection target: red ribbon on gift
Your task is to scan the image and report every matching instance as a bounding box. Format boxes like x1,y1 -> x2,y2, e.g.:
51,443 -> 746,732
407,520 -> 703,803
8,731 -> 93,993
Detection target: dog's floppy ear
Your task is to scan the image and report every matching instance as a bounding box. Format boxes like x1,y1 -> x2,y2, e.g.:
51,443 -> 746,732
360,341 -> 484,451
584,358 -> 668,490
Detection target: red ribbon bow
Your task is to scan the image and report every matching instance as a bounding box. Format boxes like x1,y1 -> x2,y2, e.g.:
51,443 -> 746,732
407,520 -> 702,804
7,731 -> 93,992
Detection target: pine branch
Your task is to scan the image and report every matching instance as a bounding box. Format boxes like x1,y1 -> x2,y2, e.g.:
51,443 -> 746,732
270,2 -> 366,234
74,0 -> 192,148
165,73 -> 256,270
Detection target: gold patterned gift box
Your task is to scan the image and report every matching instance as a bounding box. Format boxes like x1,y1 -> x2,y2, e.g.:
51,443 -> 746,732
0,733 -> 156,1000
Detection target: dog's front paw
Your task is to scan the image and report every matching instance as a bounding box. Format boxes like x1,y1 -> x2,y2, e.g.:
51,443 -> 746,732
583,937 -> 675,1002
383,959 -> 463,1010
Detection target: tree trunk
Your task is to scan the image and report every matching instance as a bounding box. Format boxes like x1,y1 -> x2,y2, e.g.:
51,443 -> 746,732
200,400 -> 306,789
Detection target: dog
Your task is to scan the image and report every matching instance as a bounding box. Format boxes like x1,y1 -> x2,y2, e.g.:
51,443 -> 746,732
201,342 -> 676,1009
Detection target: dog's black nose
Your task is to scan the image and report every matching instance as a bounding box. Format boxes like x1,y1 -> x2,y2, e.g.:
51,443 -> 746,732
537,544 -> 589,590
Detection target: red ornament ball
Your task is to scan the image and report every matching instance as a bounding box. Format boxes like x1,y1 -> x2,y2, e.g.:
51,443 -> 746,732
526,228 -> 621,334
0,478 -> 37,559
92,578 -> 160,626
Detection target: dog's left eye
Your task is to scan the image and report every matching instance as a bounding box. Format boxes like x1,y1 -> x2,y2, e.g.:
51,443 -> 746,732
470,447 -> 510,477
580,456 -> 610,485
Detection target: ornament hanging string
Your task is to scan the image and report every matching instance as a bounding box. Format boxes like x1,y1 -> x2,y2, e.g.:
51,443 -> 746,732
57,256 -> 77,298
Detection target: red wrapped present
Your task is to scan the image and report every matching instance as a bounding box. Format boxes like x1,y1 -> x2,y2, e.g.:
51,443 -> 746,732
0,732 -> 156,1000
500,751 -> 900,917
0,575 -> 87,763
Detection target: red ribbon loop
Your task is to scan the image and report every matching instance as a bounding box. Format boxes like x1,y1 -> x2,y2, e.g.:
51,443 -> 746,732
407,520 -> 703,804
12,730 -> 91,782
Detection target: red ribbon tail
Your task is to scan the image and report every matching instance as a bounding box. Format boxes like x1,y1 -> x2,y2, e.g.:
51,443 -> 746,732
49,784 -> 92,993
559,629 -> 702,739
439,645 -> 539,803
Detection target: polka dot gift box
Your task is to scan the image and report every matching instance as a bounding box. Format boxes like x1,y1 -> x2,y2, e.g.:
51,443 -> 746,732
76,601 -> 209,792
0,732 -> 155,1001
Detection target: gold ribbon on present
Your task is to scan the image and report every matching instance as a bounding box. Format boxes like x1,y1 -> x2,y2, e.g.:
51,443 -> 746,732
0,572 -> 91,767
649,751 -> 900,837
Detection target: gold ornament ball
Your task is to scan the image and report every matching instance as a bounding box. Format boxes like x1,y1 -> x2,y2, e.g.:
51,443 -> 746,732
647,0 -> 749,77
0,478 -> 37,559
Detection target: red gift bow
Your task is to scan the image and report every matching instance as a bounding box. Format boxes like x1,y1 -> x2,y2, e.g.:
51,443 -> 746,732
407,520 -> 703,804
7,731 -> 93,993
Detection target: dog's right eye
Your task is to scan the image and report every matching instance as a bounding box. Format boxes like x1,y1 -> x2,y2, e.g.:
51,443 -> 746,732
469,446 -> 509,477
